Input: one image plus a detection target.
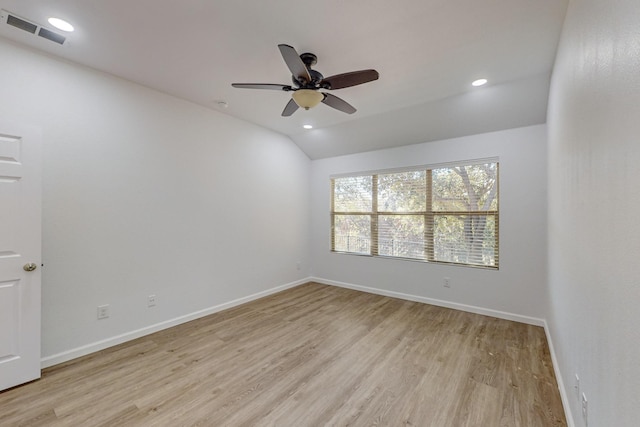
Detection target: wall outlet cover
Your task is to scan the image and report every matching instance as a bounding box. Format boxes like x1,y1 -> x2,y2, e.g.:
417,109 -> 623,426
581,392 -> 588,426
97,304 -> 109,319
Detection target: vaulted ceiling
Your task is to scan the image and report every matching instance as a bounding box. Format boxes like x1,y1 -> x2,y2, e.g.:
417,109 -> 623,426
0,0 -> 568,159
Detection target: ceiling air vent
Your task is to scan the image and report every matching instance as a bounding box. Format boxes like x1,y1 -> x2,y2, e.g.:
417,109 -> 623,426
6,13 -> 37,34
38,27 -> 65,45
1,10 -> 66,45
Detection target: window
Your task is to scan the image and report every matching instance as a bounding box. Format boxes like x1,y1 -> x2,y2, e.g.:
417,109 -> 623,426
330,161 -> 499,268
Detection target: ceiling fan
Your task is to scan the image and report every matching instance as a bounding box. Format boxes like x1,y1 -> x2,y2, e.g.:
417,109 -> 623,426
232,44 -> 379,117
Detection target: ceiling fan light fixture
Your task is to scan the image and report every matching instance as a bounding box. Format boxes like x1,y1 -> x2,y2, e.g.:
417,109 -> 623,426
292,89 -> 323,110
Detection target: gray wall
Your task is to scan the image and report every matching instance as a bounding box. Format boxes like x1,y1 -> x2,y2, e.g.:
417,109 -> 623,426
0,38 -> 311,362
310,125 -> 548,322
547,0 -> 640,425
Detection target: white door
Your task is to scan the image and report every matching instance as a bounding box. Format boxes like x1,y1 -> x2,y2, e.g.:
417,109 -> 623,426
0,121 -> 41,391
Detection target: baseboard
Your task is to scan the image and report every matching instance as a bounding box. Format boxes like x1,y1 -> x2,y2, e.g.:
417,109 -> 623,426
544,320 -> 575,427
310,277 -> 545,327
40,276 -> 573,425
41,278 -> 311,369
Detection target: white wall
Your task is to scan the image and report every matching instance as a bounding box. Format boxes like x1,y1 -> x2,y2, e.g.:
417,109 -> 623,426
547,0 -> 640,425
0,38 -> 311,360
310,125 -> 548,321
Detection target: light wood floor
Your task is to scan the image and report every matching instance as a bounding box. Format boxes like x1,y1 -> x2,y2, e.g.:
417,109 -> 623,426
0,283 -> 566,426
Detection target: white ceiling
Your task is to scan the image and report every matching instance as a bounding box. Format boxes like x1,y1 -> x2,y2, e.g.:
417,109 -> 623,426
0,0 -> 568,159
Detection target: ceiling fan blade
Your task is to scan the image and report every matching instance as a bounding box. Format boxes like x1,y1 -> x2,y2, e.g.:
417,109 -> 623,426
231,83 -> 292,91
322,93 -> 356,114
278,44 -> 311,84
281,98 -> 299,117
321,69 -> 379,90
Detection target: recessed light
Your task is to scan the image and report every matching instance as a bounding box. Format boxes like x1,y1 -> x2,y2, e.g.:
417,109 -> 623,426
472,78 -> 488,87
48,17 -> 74,32
303,124 -> 313,130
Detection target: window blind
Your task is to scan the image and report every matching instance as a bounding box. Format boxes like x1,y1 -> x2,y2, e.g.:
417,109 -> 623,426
330,161 -> 499,269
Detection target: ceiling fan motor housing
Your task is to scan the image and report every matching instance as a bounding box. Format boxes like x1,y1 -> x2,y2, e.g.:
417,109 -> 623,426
293,69 -> 324,88
292,52 -> 323,88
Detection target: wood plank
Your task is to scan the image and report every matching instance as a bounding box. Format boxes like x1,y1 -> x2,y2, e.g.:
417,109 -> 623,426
0,283 -> 566,426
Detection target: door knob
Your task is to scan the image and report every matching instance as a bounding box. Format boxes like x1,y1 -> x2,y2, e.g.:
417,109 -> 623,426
23,263 -> 37,272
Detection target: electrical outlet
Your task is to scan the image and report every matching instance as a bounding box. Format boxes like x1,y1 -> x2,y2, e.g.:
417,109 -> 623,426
97,304 -> 109,319
443,277 -> 451,288
148,294 -> 156,307
581,392 -> 588,426
574,374 -> 580,400
296,261 -> 301,271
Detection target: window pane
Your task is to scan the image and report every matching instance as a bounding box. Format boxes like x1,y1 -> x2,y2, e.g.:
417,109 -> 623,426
432,163 -> 498,211
333,176 -> 372,212
333,215 -> 371,254
378,171 -> 426,212
378,215 -> 425,259
433,214 -> 496,267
